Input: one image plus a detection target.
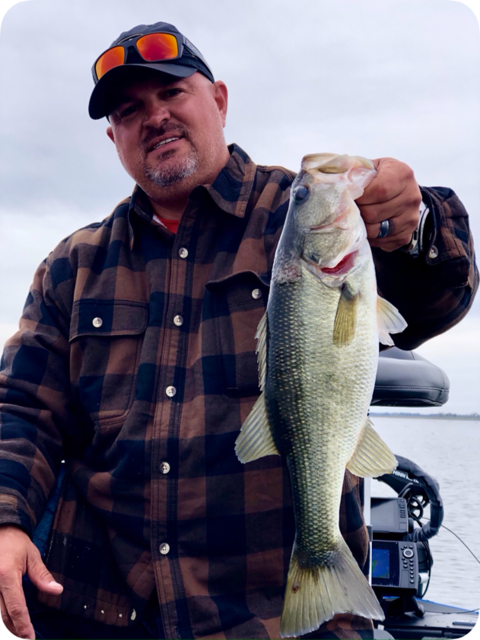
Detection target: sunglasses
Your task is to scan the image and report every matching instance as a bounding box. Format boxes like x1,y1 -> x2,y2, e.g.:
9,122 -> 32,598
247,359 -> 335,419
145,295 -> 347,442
93,32 -> 211,83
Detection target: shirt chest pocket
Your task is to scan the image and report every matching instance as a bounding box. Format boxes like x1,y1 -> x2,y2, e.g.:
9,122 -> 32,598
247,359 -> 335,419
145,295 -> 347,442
205,271 -> 269,399
69,299 -> 148,426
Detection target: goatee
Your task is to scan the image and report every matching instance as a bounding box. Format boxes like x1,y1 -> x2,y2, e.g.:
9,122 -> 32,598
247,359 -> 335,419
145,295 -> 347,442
144,148 -> 199,188
142,124 -> 198,188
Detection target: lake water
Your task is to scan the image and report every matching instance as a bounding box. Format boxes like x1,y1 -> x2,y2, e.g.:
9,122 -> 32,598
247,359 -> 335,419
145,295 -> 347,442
369,416 -> 480,612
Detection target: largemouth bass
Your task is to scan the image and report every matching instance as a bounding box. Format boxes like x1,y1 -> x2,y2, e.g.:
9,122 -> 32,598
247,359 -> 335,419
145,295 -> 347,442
235,153 -> 407,637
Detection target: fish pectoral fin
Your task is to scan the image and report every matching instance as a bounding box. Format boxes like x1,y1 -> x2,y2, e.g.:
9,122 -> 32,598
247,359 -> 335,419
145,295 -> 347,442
347,417 -> 397,477
377,295 -> 408,346
333,287 -> 357,346
235,393 -> 280,463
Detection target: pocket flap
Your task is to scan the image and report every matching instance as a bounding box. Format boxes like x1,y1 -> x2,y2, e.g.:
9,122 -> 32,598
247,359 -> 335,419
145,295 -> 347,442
206,270 -> 270,311
69,299 -> 148,341
206,269 -> 270,291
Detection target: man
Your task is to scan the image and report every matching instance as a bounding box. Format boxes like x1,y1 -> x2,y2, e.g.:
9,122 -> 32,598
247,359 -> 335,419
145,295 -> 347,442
0,21 -> 477,640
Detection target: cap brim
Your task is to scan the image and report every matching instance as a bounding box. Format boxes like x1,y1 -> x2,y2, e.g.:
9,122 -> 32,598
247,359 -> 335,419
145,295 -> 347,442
88,63 -> 197,120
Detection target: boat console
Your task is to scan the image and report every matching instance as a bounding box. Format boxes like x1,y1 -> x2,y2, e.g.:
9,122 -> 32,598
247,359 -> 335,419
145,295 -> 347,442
366,348 -> 478,638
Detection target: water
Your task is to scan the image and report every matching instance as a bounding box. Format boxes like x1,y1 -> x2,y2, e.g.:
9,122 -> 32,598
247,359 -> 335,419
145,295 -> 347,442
369,416 -> 480,611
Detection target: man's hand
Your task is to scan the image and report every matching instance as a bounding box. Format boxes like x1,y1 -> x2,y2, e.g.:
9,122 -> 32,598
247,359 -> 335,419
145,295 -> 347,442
0,525 -> 63,639
356,157 -> 422,252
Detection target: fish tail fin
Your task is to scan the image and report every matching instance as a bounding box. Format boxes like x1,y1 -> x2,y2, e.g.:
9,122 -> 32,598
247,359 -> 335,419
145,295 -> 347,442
280,539 -> 384,638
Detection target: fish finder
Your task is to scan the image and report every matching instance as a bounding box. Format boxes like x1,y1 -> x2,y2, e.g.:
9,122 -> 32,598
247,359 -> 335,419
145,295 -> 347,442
370,496 -> 420,596
372,540 -> 419,595
371,496 -> 409,537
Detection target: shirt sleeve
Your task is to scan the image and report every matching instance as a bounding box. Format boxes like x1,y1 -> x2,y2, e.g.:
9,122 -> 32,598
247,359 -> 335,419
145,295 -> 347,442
0,256 -> 76,535
373,186 -> 478,350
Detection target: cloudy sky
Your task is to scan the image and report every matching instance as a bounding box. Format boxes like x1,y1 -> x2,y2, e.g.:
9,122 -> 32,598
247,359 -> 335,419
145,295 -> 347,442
0,0 -> 479,415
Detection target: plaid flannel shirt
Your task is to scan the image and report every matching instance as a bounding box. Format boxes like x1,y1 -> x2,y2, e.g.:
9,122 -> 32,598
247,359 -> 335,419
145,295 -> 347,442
0,144 -> 477,639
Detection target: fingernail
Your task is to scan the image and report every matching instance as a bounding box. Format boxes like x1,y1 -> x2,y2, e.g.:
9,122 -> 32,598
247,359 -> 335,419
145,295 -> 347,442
48,580 -> 62,587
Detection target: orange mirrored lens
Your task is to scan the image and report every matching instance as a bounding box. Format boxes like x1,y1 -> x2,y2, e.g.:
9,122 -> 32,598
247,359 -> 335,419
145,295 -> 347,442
95,46 -> 125,80
137,33 -> 178,62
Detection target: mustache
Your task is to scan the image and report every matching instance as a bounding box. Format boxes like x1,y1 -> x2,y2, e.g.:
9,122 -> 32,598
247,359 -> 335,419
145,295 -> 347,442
142,124 -> 190,153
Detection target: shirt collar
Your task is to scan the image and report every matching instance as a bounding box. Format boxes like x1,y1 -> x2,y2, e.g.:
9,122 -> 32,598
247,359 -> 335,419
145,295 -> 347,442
202,143 -> 257,218
126,143 -> 257,247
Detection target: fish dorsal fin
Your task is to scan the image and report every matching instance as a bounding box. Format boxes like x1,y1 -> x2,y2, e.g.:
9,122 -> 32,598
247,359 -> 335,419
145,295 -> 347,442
333,288 -> 358,346
377,296 -> 408,346
235,393 -> 280,463
346,417 -> 397,477
235,311 -> 279,464
255,312 -> 268,391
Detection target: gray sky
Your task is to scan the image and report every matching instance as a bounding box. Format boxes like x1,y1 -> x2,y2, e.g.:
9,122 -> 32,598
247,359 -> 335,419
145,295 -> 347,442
0,0 -> 479,415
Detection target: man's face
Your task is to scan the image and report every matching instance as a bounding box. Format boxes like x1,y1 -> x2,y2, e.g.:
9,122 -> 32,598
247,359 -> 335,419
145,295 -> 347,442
106,71 -> 229,203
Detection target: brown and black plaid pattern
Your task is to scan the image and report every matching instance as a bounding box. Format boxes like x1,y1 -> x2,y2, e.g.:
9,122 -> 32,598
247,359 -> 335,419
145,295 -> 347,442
0,145 -> 477,639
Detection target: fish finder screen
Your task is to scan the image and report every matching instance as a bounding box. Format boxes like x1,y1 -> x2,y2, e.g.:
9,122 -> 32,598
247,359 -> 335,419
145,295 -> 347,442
372,547 -> 390,579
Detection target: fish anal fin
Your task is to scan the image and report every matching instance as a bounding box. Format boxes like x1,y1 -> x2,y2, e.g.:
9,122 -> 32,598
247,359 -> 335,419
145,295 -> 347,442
333,288 -> 357,346
347,417 -> 397,477
235,393 -> 279,463
377,296 -> 408,346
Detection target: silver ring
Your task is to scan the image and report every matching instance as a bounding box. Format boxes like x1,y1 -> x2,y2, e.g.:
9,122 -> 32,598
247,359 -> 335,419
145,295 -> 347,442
377,219 -> 390,239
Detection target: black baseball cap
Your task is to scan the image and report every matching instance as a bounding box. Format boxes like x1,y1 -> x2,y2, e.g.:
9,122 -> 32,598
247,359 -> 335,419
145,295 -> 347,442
88,22 -> 215,120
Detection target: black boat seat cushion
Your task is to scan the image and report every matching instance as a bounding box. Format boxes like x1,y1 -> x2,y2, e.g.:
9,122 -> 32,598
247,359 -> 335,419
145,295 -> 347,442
372,348 -> 449,407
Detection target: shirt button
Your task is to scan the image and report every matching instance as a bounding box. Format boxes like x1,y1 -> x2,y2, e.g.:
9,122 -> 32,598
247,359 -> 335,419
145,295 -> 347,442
92,317 -> 103,328
159,542 -> 170,555
173,315 -> 184,327
166,386 -> 176,398
251,288 -> 262,300
178,247 -> 188,259
160,461 -> 171,474
429,245 -> 438,259
130,609 -> 137,621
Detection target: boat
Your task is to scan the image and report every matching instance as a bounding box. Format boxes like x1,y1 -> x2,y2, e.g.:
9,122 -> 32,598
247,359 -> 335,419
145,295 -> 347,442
369,348 -> 478,639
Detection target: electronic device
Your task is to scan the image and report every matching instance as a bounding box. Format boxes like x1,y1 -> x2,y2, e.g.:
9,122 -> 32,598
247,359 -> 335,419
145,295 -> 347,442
370,496 -> 420,597
371,497 -> 409,538
372,539 -> 419,595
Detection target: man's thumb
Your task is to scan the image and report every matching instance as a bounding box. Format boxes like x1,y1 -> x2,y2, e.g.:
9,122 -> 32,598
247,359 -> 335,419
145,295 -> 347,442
26,547 -> 63,593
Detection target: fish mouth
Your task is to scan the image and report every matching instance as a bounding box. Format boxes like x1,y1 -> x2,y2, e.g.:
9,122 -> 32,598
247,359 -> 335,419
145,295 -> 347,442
320,251 -> 358,275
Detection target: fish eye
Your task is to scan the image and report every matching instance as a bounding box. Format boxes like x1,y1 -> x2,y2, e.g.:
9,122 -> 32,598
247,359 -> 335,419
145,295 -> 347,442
293,185 -> 310,203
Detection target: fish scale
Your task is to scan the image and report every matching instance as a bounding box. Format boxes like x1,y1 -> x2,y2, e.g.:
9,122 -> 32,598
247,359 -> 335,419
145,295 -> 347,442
235,153 -> 407,637
266,262 -> 377,564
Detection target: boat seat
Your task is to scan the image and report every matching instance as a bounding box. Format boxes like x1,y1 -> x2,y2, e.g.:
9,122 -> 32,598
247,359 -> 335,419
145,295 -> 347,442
372,347 -> 449,407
